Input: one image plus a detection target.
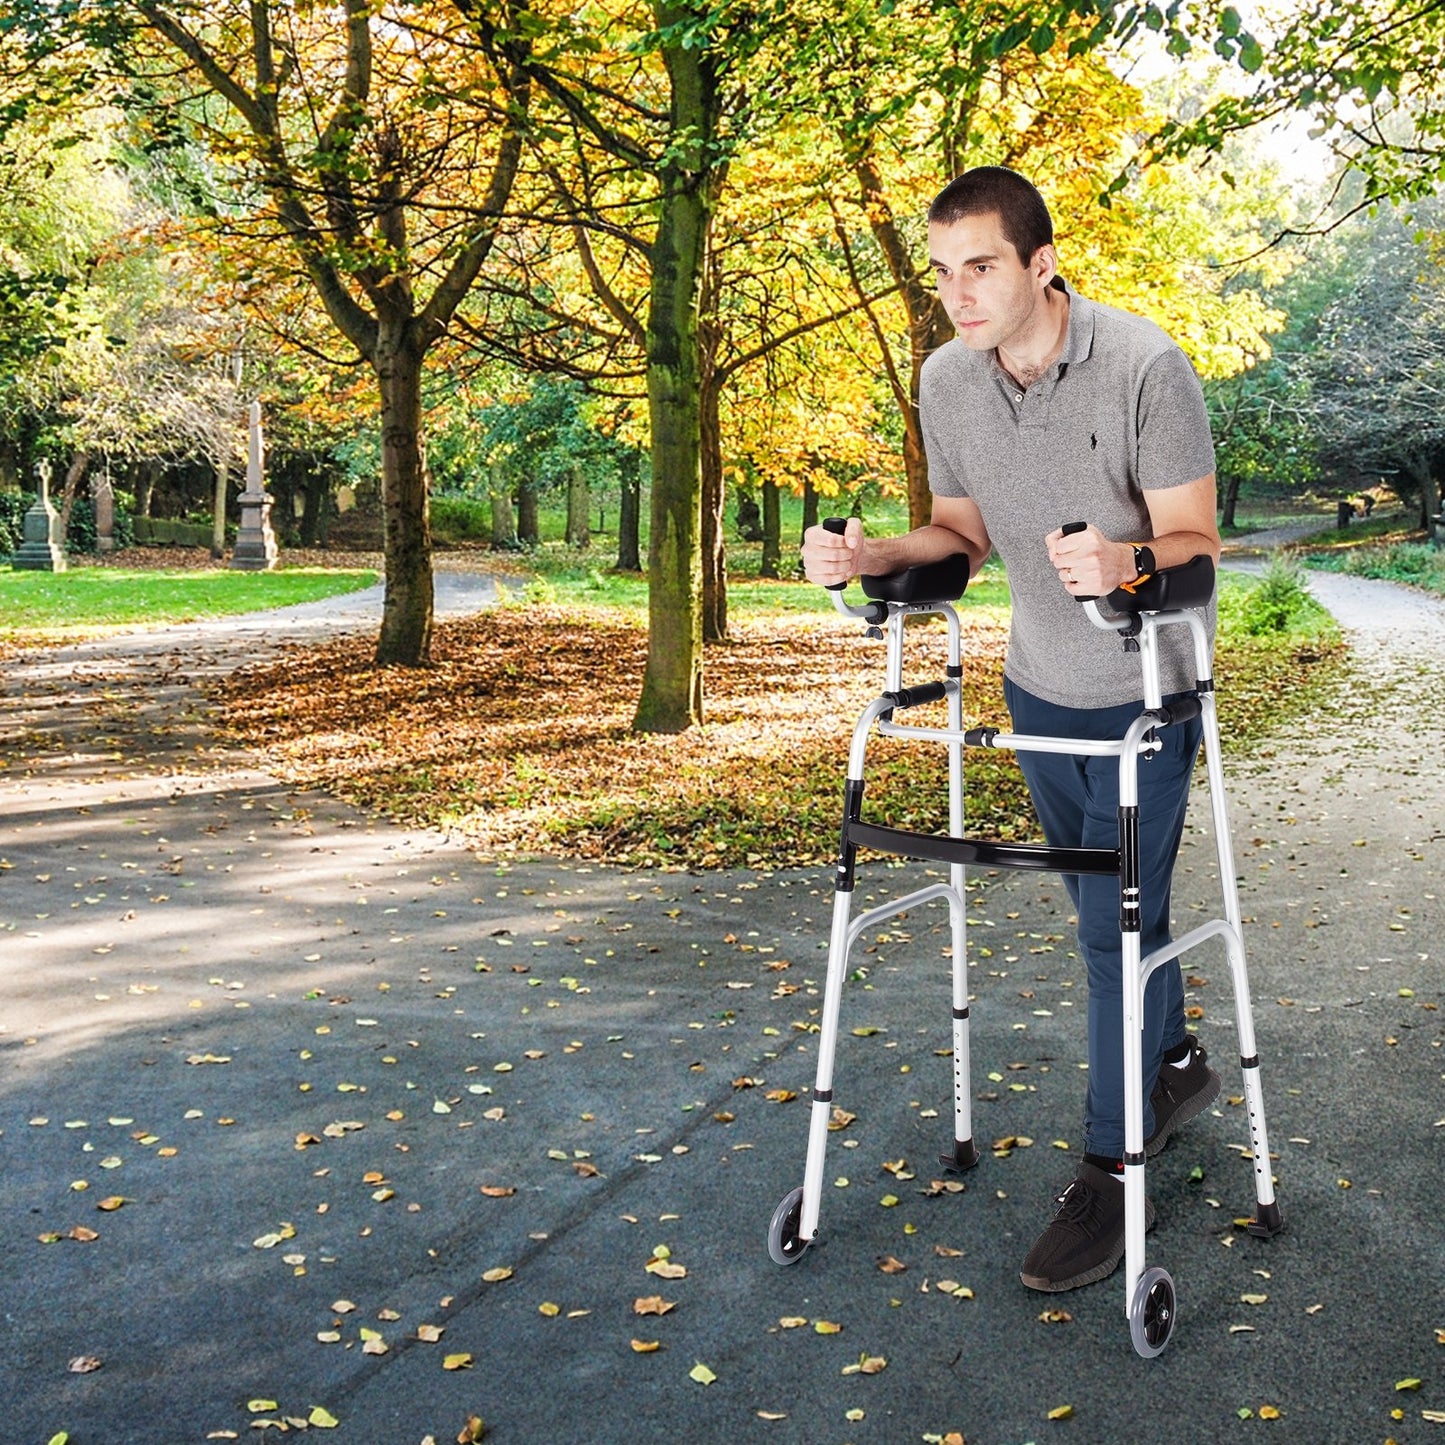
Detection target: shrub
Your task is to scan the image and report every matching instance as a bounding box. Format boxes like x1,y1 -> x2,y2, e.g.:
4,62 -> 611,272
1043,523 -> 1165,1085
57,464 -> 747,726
0,492 -> 27,557
1232,557 -> 1315,636
67,498 -> 98,554
431,492 -> 492,543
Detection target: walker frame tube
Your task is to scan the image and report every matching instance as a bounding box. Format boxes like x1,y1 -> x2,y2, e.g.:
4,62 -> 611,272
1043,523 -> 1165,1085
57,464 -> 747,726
768,576 -> 1283,1357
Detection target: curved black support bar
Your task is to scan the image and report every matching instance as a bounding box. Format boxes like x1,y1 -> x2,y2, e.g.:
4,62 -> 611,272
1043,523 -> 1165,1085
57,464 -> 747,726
847,820 -> 1121,876
939,1138 -> 981,1174
1245,1201 -> 1285,1239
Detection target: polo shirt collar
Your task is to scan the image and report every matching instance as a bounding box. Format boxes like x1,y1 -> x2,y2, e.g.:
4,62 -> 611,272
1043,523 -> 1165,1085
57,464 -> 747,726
1055,277 -> 1095,370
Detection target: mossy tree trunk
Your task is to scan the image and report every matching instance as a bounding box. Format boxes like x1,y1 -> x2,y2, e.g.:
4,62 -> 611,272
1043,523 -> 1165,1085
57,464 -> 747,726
632,6 -> 717,732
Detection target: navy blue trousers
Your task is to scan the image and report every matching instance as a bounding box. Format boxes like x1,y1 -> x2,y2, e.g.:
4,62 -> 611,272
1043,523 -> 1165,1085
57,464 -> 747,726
1003,677 -> 1202,1158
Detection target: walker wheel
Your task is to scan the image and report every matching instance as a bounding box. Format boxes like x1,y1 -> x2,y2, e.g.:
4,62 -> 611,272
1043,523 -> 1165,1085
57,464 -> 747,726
1128,1266 -> 1177,1358
767,1186 -> 810,1266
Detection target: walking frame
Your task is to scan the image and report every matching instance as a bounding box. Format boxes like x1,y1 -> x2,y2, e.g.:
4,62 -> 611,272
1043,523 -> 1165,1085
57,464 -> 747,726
767,521 -> 1284,1357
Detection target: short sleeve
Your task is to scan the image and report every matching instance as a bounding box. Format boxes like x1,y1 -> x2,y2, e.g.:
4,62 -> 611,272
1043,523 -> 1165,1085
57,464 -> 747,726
920,359 -> 971,499
1136,346 -> 1216,489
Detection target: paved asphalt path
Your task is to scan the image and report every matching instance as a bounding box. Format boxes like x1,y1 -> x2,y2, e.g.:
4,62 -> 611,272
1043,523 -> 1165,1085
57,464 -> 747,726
1,558 -> 1441,1445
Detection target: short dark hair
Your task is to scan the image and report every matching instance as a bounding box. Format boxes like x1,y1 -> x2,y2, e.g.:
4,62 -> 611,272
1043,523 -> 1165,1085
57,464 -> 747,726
928,167 -> 1054,268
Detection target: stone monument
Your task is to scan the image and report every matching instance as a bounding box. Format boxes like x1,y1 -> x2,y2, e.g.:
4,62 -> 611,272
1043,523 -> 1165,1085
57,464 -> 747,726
92,461 -> 116,553
13,460 -> 67,571
230,400 -> 278,571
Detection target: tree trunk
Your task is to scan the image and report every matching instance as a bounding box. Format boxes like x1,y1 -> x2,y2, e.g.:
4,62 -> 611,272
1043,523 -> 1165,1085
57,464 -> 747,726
700,353 -> 726,643
633,12 -> 713,733
490,466 -> 518,549
566,465 -> 591,548
138,462 -> 158,519
57,450 -> 90,540
306,467 -> 328,546
374,327 -> 434,666
736,488 -> 762,541
516,479 -> 539,547
760,475 -> 780,578
617,459 -> 641,570
797,474 -> 818,577
1220,472 -> 1242,530
0,437 -> 18,492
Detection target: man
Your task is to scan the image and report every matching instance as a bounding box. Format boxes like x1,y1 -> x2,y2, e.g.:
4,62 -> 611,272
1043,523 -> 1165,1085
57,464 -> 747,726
801,166 -> 1222,1293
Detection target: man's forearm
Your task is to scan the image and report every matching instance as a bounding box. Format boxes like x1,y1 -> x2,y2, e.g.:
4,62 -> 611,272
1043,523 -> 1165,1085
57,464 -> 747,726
860,523 -> 987,577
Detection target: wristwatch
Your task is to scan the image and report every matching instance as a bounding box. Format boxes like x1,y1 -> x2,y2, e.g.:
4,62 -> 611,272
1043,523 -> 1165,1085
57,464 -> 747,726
1131,543 -> 1156,580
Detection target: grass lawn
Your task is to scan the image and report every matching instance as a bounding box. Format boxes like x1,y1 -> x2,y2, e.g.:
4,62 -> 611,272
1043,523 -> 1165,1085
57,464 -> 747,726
0,565 -> 378,639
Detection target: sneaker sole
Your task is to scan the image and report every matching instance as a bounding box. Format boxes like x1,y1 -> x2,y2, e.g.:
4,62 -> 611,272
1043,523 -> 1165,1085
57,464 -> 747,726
1145,1067 -> 1222,1158
1019,1198 -> 1157,1293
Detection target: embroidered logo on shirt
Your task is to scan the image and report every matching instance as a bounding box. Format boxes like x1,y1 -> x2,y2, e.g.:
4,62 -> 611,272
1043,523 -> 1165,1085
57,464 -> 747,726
1090,433 -> 1097,450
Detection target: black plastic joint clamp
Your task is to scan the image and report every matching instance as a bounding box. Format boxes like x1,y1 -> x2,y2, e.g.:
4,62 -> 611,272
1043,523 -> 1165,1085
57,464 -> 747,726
964,727 -> 999,747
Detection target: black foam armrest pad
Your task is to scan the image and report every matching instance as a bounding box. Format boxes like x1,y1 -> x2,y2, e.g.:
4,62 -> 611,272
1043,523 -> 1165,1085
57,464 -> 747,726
859,553 -> 972,604
1106,554 -> 1215,613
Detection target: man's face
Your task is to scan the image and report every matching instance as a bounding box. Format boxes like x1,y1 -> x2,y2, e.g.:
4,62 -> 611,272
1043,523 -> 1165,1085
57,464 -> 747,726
928,213 -> 1053,353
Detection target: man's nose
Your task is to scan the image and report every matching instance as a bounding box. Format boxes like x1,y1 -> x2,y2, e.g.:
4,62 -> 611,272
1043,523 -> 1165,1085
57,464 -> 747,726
941,275 -> 973,311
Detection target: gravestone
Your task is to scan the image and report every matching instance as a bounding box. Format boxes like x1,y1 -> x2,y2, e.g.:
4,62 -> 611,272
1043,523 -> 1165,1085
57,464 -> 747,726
92,466 -> 116,553
13,461 -> 67,572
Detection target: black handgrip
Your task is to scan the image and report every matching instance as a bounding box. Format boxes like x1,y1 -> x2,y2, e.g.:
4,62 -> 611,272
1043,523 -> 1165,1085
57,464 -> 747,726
1060,521 -> 1099,601
822,516 -> 849,590
882,681 -> 949,710
1152,697 -> 1203,728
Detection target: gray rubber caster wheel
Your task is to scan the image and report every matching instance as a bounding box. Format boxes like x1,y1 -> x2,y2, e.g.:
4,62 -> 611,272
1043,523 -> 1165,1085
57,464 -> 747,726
767,1186 -> 810,1265
1129,1266 -> 1177,1358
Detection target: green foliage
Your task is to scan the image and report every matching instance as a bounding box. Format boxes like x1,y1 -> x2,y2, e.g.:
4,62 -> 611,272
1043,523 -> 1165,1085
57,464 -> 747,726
0,490 -> 25,555
1213,557 -> 1323,638
1303,541 -> 1445,597
1218,558 -> 1323,636
133,516 -> 215,548
430,493 -> 493,544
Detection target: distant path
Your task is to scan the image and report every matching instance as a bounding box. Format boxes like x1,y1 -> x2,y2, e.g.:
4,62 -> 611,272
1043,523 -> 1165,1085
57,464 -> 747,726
1221,520 -> 1445,716
0,566 -> 505,785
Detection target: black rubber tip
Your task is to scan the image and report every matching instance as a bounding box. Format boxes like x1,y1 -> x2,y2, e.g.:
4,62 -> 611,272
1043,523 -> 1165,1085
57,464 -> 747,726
1245,1201 -> 1285,1238
938,1138 -> 981,1174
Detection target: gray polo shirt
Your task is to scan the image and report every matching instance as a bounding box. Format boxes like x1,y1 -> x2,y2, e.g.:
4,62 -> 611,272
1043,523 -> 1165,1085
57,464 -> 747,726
920,278 -> 1217,709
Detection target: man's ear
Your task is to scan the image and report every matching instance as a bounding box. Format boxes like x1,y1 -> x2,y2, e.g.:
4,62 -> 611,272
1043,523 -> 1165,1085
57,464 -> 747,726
1032,243 -> 1059,288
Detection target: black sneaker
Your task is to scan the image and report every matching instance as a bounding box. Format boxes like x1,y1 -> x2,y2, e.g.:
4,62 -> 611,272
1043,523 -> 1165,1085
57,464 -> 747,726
1145,1039 -> 1221,1158
1019,1161 -> 1155,1293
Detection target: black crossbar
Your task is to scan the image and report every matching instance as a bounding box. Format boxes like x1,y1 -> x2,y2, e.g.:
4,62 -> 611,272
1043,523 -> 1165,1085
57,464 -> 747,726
847,821 -> 1121,876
